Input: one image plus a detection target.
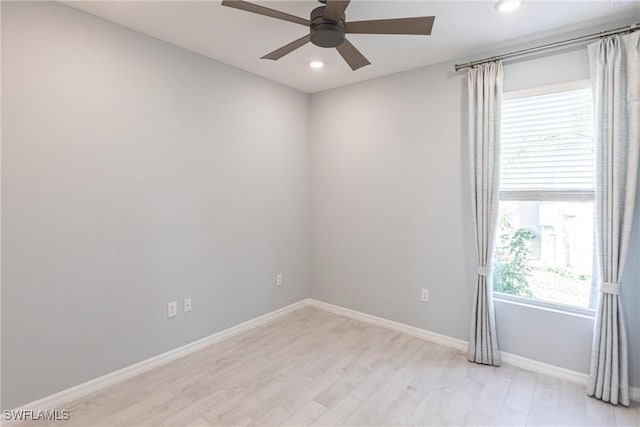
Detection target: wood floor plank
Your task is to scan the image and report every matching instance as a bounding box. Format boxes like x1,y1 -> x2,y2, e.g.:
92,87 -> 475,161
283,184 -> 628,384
46,306 -> 638,427
472,374 -> 512,420
312,395 -> 361,426
585,395 -> 617,426
379,345 -> 458,425
248,406 -> 290,427
160,384 -> 244,426
525,400 -> 557,426
556,381 -> 587,426
407,389 -> 457,426
526,374 -> 561,426
464,411 -> 498,426
313,365 -> 371,408
185,417 -> 213,427
504,370 -> 537,413
614,402 -> 640,427
440,378 -> 484,425
282,400 -> 327,426
498,407 -> 528,426
343,339 -> 431,425
94,390 -> 175,426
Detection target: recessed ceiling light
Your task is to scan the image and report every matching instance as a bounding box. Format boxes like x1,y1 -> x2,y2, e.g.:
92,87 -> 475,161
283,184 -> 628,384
309,60 -> 324,69
495,0 -> 521,12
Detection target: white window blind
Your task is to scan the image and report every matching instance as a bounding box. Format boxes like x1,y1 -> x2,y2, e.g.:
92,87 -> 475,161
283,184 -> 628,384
500,86 -> 594,193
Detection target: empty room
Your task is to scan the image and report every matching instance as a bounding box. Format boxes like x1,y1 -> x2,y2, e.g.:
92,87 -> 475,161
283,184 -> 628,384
2,0 -> 640,426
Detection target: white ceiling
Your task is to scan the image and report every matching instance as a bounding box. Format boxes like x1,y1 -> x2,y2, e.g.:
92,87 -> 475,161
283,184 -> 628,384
63,0 -> 639,93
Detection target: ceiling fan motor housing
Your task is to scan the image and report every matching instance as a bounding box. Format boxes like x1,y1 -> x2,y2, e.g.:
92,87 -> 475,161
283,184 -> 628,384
310,6 -> 345,48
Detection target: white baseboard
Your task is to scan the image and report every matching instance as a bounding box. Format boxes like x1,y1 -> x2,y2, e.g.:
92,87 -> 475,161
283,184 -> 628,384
307,299 -> 467,351
499,351 -> 589,385
9,296 -> 638,417
8,299 -> 311,415
308,299 -> 640,403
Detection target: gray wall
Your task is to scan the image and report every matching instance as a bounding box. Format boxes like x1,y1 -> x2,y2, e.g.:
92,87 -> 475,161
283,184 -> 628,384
1,1 -> 310,410
310,19 -> 640,388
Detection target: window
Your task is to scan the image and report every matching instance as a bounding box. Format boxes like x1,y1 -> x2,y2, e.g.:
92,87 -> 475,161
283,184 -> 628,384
494,81 -> 597,310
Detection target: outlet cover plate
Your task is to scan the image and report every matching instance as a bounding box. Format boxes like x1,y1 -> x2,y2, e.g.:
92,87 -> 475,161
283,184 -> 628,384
168,301 -> 178,318
421,289 -> 430,303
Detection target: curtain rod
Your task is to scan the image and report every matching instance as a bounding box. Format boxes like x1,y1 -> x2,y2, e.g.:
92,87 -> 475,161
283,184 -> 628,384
454,22 -> 640,71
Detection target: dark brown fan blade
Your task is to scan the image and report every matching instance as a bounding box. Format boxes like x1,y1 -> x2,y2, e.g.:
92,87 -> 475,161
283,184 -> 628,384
221,0 -> 310,26
346,16 -> 435,35
261,35 -> 311,60
335,39 -> 370,71
324,0 -> 350,22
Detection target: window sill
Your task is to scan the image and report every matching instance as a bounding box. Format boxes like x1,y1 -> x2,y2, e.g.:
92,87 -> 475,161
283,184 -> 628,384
493,292 -> 596,319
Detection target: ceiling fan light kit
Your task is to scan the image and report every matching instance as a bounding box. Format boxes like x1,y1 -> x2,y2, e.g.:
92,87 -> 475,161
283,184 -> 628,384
221,0 -> 435,71
310,6 -> 346,48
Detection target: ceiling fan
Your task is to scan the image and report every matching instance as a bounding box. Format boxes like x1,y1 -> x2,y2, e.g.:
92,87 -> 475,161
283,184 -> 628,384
220,0 -> 436,71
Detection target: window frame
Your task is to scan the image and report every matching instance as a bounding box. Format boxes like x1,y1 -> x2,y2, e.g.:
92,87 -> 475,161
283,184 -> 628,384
493,292 -> 596,318
494,79 -> 597,316
502,79 -> 591,101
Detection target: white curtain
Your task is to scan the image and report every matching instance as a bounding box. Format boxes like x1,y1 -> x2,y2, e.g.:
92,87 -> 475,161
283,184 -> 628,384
587,31 -> 640,407
467,61 -> 502,366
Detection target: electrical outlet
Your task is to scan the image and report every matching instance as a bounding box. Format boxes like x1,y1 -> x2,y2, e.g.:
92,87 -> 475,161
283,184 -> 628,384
168,301 -> 177,318
276,273 -> 283,287
421,289 -> 430,303
184,298 -> 192,313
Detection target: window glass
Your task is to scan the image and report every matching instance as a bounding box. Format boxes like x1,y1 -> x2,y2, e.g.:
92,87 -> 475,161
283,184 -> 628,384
494,201 -> 594,308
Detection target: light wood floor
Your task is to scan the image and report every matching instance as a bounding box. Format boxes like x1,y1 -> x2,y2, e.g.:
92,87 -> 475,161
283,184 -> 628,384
26,307 -> 640,426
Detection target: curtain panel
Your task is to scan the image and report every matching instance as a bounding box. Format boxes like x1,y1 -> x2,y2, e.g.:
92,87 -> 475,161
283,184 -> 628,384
587,31 -> 640,407
467,61 -> 503,366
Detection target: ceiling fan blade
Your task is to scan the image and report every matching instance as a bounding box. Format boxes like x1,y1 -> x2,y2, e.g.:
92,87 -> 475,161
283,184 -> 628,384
346,16 -> 435,35
336,39 -> 370,71
261,35 -> 311,60
221,0 -> 310,26
323,0 -> 350,22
